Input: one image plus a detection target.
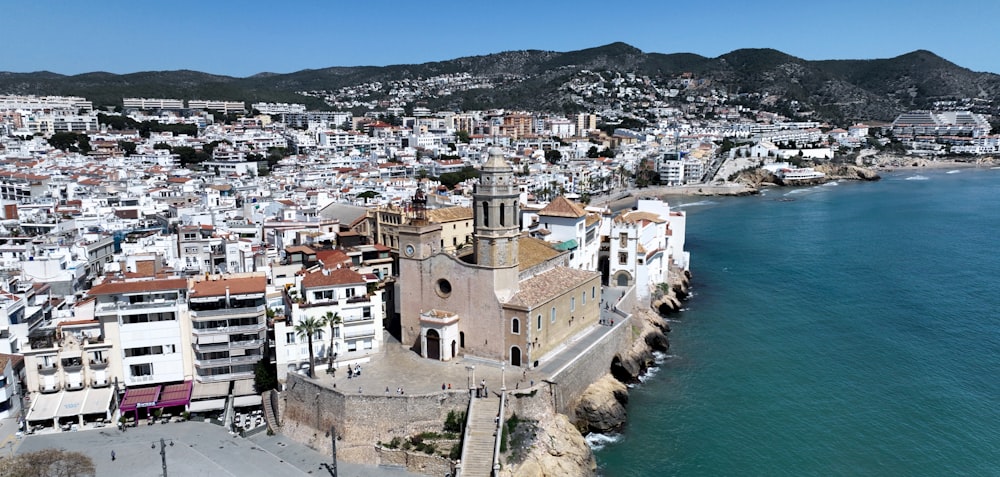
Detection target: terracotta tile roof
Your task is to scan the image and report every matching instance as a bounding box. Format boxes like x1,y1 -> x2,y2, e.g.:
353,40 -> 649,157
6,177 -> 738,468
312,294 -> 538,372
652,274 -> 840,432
88,278 -> 189,296
518,236 -> 562,270
191,276 -> 266,297
538,196 -> 586,218
427,206 -> 473,223
506,266 -> 599,309
316,249 -> 352,268
615,210 -> 666,225
302,268 -> 365,289
585,213 -> 601,227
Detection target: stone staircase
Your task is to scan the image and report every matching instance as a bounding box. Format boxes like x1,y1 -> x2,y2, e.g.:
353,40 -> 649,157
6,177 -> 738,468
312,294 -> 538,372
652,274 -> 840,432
460,395 -> 501,477
261,390 -> 280,433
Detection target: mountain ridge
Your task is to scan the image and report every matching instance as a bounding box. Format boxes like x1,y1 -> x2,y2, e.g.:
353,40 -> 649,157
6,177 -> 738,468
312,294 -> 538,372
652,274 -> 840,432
2,42 -> 997,123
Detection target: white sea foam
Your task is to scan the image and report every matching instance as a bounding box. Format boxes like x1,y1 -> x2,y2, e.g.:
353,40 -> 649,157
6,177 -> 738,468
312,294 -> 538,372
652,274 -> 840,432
946,170 -> 961,174
905,175 -> 929,181
585,432 -> 622,451
638,365 -> 660,383
823,181 -> 839,186
675,200 -> 717,208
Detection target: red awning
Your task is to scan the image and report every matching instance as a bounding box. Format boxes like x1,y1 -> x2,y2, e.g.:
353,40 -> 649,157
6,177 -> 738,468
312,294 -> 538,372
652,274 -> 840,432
120,386 -> 161,412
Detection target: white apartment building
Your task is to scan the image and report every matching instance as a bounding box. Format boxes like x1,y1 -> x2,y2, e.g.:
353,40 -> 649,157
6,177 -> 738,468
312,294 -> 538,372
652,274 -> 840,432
276,267 -> 383,382
606,200 -> 688,303
187,100 -> 245,113
122,98 -> 184,110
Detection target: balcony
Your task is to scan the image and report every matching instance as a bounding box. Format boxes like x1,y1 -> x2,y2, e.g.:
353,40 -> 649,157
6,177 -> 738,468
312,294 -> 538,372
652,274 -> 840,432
196,370 -> 254,383
344,328 -> 376,339
62,360 -> 84,372
96,300 -> 177,315
194,354 -> 261,368
191,304 -> 265,320
91,378 -> 110,388
40,383 -> 61,394
89,358 -> 108,368
191,322 -> 266,335
37,362 -> 58,373
343,315 -> 374,324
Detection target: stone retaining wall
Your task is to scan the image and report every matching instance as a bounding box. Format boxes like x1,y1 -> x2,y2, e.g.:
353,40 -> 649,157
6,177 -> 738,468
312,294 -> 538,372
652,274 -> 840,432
281,373 -> 469,466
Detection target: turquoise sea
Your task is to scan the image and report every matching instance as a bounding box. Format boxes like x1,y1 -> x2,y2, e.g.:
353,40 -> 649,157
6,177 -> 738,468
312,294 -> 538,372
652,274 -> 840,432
594,168 -> 1000,476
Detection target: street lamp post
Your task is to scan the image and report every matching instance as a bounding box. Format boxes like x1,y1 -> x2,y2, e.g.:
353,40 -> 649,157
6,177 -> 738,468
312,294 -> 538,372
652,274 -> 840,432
152,438 -> 173,477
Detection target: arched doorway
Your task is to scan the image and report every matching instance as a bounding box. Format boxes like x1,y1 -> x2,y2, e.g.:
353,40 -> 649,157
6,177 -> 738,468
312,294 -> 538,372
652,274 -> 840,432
615,271 -> 632,287
426,329 -> 441,360
510,346 -> 522,367
451,340 -> 457,359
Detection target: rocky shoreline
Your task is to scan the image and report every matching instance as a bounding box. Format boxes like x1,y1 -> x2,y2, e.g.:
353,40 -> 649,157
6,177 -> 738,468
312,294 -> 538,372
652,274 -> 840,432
501,272 -> 692,476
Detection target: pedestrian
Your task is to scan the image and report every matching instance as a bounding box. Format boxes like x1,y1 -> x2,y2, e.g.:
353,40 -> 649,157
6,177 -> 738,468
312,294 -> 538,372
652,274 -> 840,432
111,450 -> 116,461
385,386 -> 390,395
448,383 -> 452,390
358,386 -> 362,394
397,387 -> 402,395
442,383 -> 446,390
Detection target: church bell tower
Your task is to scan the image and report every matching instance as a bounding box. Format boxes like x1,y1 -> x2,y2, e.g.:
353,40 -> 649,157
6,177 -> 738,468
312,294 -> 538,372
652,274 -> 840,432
474,148 -> 519,269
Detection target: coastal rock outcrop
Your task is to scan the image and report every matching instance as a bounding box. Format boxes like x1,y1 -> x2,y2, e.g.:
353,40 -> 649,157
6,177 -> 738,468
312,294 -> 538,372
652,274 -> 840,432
574,375 -> 629,433
500,414 -> 597,477
814,163 -> 880,181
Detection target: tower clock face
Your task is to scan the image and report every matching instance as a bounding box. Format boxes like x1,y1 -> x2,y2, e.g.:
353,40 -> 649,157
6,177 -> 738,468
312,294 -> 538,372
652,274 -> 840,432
404,244 -> 415,257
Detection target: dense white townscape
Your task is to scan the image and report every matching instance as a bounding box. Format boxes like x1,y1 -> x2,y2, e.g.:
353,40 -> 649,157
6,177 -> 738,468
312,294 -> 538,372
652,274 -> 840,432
0,88 -> 993,454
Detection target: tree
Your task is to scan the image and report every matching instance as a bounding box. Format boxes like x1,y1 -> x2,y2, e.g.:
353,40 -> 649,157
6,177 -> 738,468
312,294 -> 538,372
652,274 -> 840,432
325,311 -> 342,371
586,146 -> 599,158
0,448 -> 96,477
544,149 -> 562,164
295,315 -> 327,379
455,130 -> 471,143
254,357 -> 278,392
118,140 -> 136,157
48,132 -> 90,152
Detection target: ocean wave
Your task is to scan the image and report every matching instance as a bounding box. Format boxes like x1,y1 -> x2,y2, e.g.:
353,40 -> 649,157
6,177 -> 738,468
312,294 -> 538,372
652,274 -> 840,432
823,181 -> 839,186
946,170 -> 961,174
675,200 -> 717,208
905,175 -> 929,181
585,432 -> 622,451
638,365 -> 660,383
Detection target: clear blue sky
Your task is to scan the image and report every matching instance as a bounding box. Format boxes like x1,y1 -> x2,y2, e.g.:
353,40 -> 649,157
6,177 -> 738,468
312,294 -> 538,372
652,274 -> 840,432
4,0 -> 999,76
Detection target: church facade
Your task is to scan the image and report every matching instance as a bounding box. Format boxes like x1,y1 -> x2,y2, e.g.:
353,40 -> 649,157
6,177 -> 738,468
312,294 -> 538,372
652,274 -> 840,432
397,149 -> 600,367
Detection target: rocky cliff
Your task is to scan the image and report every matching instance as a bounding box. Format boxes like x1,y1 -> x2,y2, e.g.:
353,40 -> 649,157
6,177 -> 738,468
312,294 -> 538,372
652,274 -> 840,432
499,413 -> 597,477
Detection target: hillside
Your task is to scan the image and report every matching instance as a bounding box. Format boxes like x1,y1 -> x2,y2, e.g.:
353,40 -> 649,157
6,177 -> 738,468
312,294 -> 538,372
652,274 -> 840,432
2,42 -> 998,123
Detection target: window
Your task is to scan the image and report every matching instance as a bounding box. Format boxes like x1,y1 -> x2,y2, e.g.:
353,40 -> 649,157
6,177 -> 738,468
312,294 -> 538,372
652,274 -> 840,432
313,330 -> 324,340
550,307 -> 556,324
436,279 -> 453,297
345,288 -> 356,298
619,232 -> 628,248
500,203 -> 506,226
537,315 -> 542,330
592,286 -> 596,299
619,252 -> 628,264
482,201 -> 489,226
582,291 -> 586,305
571,297 -> 576,311
130,363 -> 152,377
286,332 -> 296,344
347,341 -> 357,352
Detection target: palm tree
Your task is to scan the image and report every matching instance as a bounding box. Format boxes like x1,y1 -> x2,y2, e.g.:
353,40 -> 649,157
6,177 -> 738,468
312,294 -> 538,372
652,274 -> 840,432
294,315 -> 327,379
325,311 -> 342,372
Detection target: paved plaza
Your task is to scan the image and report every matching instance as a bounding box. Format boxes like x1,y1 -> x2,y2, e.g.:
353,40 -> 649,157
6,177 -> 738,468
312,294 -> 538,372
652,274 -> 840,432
12,419 -> 421,477
5,286 -> 632,476
306,286 -> 627,397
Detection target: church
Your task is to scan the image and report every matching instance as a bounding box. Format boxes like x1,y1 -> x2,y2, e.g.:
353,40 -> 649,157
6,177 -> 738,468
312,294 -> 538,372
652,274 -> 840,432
397,149 -> 601,367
